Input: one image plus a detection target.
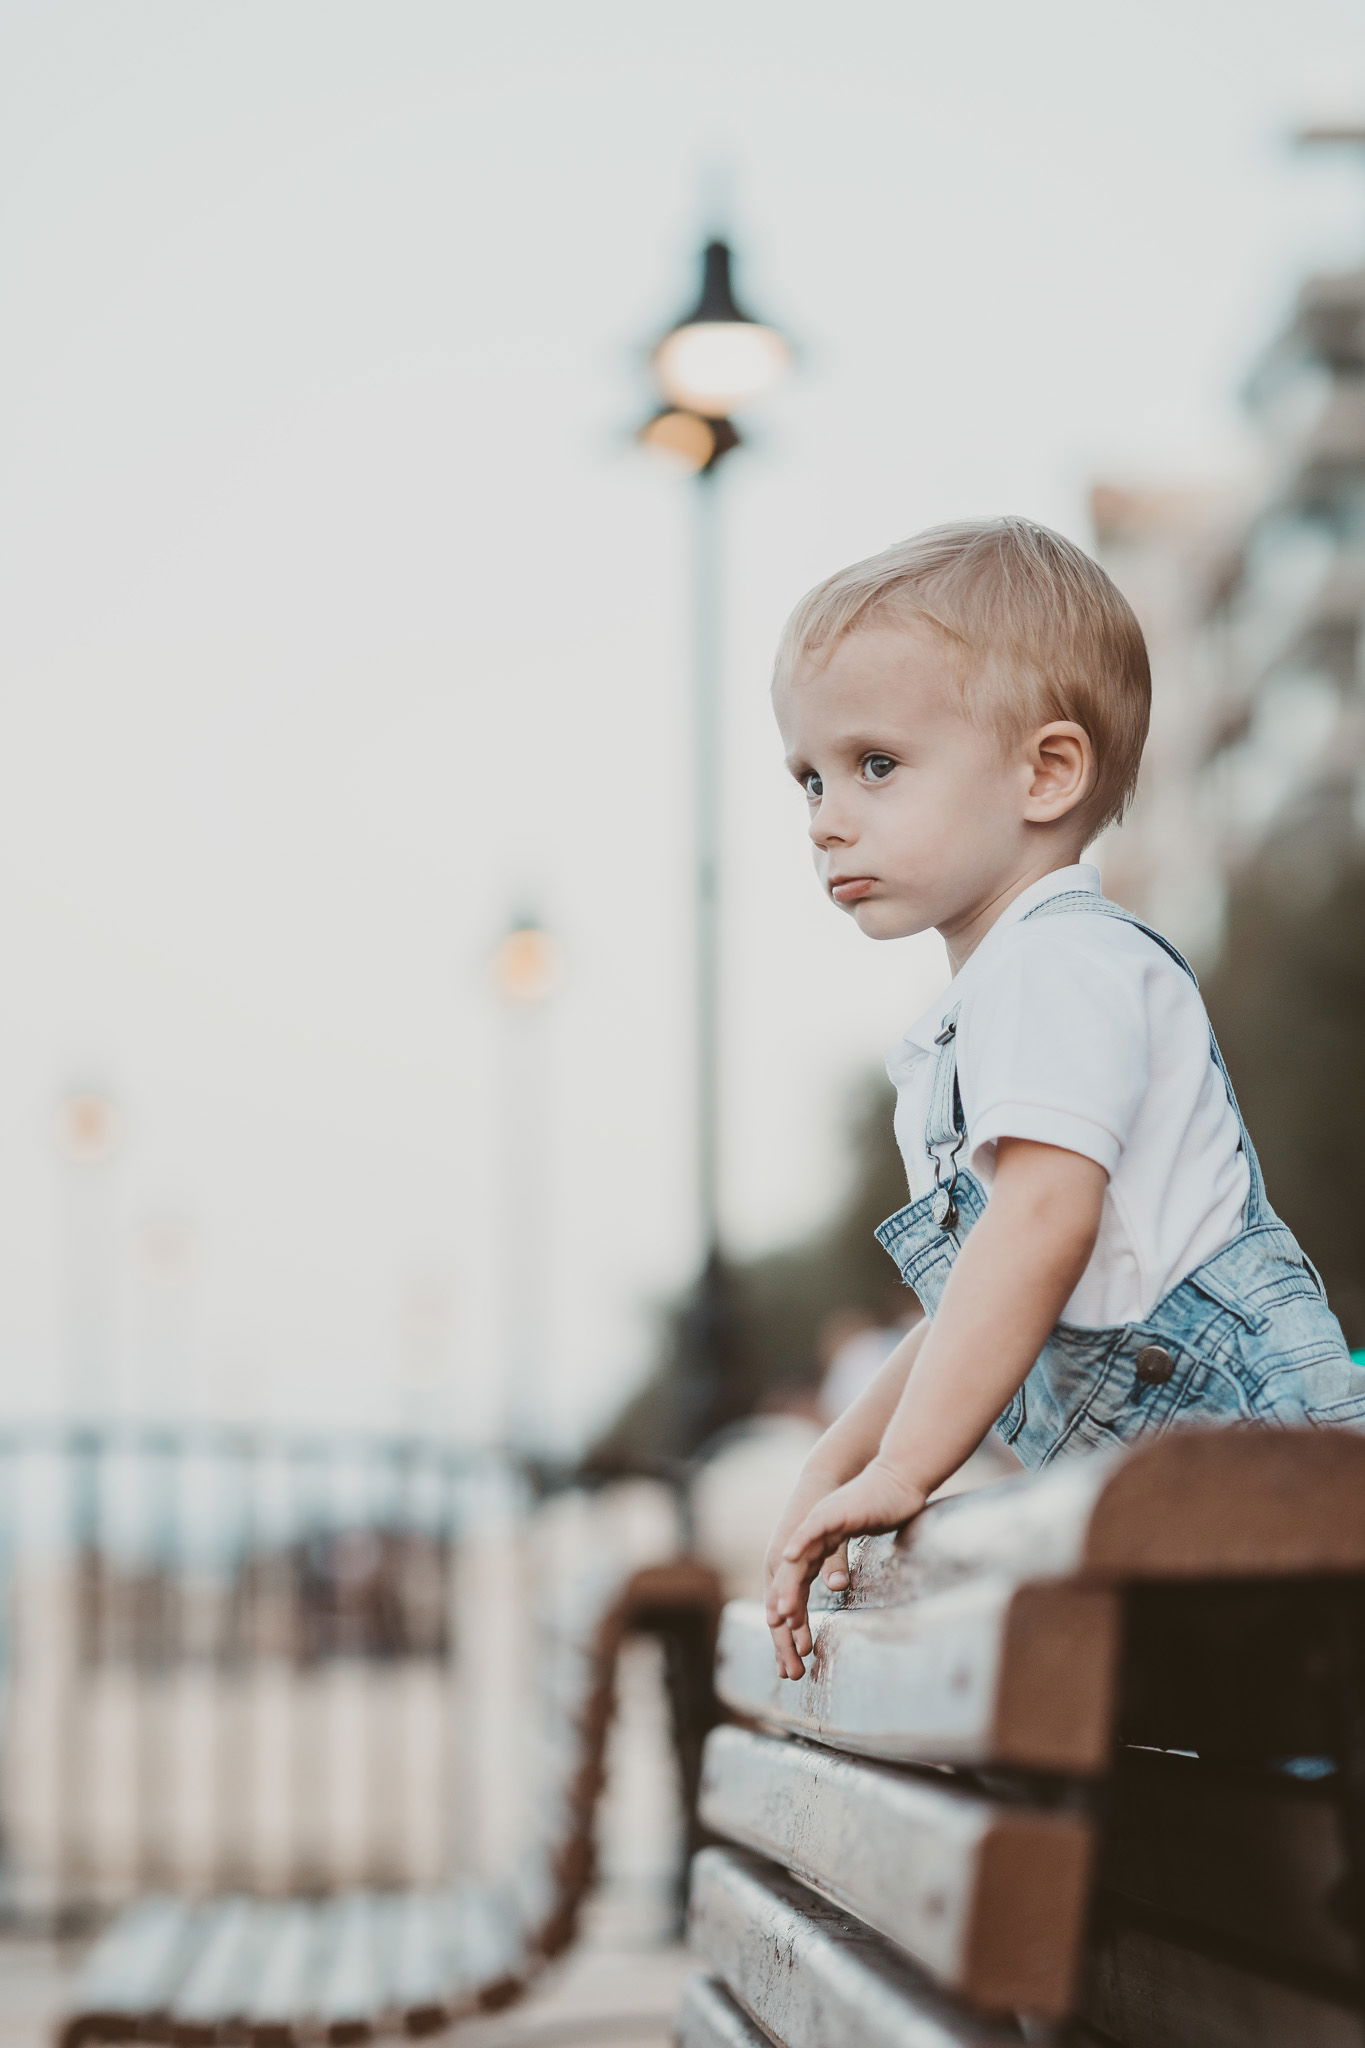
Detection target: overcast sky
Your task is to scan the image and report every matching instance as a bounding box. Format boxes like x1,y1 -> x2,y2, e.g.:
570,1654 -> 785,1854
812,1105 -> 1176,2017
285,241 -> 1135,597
1,0 -> 1362,1443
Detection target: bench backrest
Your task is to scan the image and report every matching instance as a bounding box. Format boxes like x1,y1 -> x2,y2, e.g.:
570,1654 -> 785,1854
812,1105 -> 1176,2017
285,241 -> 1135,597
683,1427 -> 1365,2047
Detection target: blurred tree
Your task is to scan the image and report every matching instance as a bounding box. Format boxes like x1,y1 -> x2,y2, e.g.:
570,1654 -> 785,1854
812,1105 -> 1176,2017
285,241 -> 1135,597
581,1073 -> 909,1473
1203,781 -> 1365,1348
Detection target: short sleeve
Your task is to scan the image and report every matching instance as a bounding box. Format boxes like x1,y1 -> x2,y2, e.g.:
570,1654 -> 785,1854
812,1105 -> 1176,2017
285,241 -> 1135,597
956,923 -> 1151,1181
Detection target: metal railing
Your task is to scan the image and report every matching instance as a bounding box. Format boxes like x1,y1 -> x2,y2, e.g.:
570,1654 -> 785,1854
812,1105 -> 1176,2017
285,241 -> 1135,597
0,1423 -> 492,1929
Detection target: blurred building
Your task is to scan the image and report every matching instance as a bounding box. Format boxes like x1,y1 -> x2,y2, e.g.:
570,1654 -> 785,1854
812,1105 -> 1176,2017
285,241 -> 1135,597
1097,260 -> 1365,944
1094,247 -> 1365,1341
1090,482 -> 1244,955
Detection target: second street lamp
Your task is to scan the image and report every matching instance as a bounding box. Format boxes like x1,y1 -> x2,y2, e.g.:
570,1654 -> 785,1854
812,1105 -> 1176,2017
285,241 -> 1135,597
640,235 -> 791,1448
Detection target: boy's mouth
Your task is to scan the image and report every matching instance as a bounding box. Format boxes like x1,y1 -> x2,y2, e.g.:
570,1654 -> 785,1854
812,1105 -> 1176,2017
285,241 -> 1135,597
830,876 -> 876,904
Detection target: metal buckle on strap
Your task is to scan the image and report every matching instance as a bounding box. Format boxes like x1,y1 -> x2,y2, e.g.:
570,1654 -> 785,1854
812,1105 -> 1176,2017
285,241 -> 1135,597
934,1019 -> 957,1045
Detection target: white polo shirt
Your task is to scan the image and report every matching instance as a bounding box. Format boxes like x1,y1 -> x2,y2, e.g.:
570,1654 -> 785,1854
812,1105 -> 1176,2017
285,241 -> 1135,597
884,864 -> 1251,1329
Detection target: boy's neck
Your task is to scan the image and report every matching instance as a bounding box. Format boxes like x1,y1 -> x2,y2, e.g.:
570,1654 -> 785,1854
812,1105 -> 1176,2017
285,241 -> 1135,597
939,853 -> 1090,977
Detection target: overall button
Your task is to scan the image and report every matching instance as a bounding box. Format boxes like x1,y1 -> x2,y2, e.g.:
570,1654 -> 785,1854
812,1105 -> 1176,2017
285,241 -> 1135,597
1135,1344 -> 1175,1386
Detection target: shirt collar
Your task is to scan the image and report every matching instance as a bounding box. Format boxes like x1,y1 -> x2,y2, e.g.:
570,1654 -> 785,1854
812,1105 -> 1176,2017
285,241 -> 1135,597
895,863 -> 1102,1056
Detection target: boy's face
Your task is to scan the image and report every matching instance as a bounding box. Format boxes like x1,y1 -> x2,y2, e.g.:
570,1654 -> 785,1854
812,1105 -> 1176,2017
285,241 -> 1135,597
772,621 -> 1037,944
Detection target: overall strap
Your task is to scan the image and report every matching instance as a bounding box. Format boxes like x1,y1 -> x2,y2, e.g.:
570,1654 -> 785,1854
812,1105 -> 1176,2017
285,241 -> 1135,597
925,1001 -> 966,1151
924,1001 -> 967,1229
1020,891 -> 1270,1227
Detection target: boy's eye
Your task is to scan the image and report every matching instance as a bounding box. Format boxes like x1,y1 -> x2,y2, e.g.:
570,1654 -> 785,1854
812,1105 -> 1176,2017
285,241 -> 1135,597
802,771 -> 823,800
862,754 -> 896,782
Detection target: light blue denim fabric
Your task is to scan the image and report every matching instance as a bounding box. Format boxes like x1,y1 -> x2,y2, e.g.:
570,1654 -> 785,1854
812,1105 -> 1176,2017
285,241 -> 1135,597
874,891 -> 1365,1467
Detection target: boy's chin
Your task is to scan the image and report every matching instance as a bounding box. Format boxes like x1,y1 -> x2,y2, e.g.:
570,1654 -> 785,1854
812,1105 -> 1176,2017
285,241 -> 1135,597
849,899 -> 922,942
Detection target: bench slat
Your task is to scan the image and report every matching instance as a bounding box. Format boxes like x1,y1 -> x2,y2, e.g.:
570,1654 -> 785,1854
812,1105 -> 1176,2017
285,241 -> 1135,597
60,1898 -> 205,2048
699,1724 -> 1091,2017
716,1580 -> 1118,1773
1082,1900 -> 1363,2048
449,1888 -> 526,2006
167,1897 -> 266,2041
675,1972 -> 777,2048
845,1430 -> 1365,1610
244,1902 -> 321,2046
689,1847 -> 1028,2048
385,1891 -> 457,2031
312,1893 -> 388,2044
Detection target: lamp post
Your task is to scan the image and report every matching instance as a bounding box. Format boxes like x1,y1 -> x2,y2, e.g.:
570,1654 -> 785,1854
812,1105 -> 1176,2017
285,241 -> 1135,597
54,1085 -> 121,1418
490,911 -> 561,1453
640,237 -> 791,1447
51,1085 -> 119,1927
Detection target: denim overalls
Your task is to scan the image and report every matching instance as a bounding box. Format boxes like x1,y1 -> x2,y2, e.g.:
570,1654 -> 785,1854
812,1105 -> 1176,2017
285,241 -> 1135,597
874,890 -> 1365,1467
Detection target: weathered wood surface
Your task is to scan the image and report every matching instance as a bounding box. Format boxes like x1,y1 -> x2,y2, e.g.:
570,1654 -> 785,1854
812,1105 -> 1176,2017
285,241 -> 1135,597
844,1429 -> 1365,1610
688,1846 -> 1029,2047
691,1433 -> 1365,2047
1102,1747 -> 1356,1979
674,1971 -> 775,2048
699,1723 -> 1091,2016
1082,1899 -> 1365,2048
716,1578 -> 1118,1772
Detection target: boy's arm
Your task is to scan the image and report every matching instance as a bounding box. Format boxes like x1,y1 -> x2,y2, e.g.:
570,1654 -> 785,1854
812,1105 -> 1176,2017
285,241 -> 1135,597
765,1317 -> 929,1673
768,1137 -> 1106,1668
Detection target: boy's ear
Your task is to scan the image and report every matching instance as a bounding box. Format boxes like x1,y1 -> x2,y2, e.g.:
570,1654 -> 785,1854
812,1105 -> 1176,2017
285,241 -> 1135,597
1022,721 -> 1095,823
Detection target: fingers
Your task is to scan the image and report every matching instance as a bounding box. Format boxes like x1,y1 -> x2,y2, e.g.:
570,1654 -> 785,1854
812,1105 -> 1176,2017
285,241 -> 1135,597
768,1616 -> 805,1680
767,1577 -> 814,1678
765,1486 -> 864,1677
768,1553 -> 816,1641
821,1539 -> 851,1593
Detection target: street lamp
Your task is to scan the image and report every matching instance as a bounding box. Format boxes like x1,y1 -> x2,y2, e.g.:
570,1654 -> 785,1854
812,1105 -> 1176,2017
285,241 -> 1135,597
490,915 -> 561,1008
639,235 -> 791,1447
652,239 -> 791,423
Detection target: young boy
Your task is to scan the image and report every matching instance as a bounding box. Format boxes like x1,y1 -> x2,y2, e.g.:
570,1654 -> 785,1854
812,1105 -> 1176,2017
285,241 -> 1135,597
766,516 -> 1363,1681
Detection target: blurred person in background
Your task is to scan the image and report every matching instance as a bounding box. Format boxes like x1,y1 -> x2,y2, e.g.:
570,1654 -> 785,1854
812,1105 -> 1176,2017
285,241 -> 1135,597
689,1383 -> 823,1603
693,1295 -> 1014,1600
817,1301 -> 917,1422
819,1300 -> 1020,1492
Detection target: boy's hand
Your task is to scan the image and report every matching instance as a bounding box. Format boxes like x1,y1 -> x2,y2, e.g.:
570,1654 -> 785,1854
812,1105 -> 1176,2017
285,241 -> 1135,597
764,1533 -> 852,1680
765,1460 -> 928,1678
759,1322 -> 932,1681
763,1500 -> 852,1681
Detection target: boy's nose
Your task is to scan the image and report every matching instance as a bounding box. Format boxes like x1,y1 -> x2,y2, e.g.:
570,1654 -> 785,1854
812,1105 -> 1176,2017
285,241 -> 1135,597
810,806 -> 850,849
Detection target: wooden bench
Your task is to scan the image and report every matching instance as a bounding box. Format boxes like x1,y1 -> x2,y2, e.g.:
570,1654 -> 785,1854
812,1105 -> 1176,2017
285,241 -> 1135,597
58,1555 -> 721,2048
679,1426 -> 1365,2046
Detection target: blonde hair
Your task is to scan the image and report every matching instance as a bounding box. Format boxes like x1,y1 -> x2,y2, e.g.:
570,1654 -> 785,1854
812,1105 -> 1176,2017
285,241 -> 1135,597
774,516 -> 1150,836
